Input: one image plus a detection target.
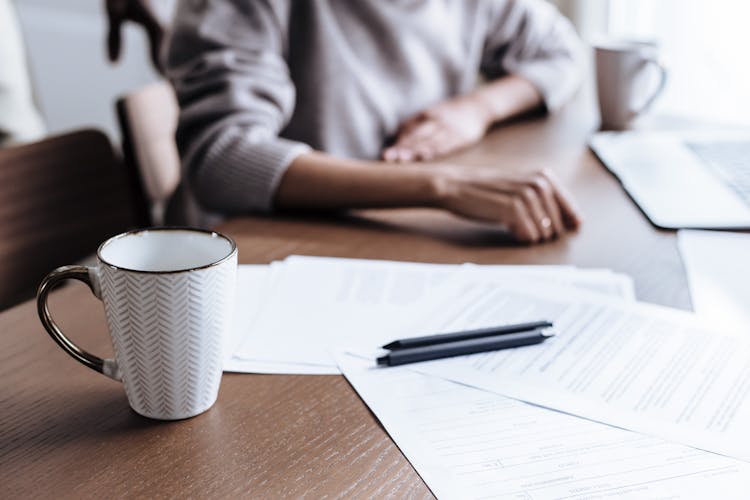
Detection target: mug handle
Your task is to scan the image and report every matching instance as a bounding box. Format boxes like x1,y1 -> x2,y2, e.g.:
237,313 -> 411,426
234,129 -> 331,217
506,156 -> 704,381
37,265 -> 121,381
631,57 -> 668,117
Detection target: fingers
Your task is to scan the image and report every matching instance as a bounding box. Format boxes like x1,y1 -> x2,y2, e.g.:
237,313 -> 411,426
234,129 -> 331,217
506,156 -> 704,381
518,186 -> 555,241
511,170 -> 584,241
506,195 -> 541,244
538,170 -> 582,229
527,173 -> 565,236
394,112 -> 427,137
383,146 -> 415,162
408,128 -> 458,161
383,96 -> 488,162
439,168 -> 582,244
384,119 -> 438,162
384,126 -> 463,162
455,186 -> 541,243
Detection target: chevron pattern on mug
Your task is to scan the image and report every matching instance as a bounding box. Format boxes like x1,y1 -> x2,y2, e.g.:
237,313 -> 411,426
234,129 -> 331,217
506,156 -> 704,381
99,253 -> 236,420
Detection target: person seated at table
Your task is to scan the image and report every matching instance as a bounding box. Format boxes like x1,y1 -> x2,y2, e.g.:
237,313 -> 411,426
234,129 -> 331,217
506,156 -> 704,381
162,0 -> 585,244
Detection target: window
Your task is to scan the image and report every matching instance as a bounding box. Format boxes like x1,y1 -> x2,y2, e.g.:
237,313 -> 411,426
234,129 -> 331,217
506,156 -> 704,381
607,0 -> 750,125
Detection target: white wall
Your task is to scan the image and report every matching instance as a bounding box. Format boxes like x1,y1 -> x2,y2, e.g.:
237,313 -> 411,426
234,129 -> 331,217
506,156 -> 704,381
14,0 -> 158,140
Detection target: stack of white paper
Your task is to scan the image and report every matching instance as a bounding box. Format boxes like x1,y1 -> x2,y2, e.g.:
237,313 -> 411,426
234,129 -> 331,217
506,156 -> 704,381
334,267 -> 750,497
225,255 -> 635,375
678,230 -> 750,332
336,352 -> 750,499
225,254 -> 750,497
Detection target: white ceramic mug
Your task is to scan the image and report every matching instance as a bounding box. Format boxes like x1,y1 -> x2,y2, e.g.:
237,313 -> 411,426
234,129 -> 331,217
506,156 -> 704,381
37,228 -> 237,420
594,39 -> 668,130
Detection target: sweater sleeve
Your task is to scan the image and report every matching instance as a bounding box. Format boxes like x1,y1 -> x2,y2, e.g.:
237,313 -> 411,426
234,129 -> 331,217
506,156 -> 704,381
164,0 -> 310,214
480,0 -> 586,112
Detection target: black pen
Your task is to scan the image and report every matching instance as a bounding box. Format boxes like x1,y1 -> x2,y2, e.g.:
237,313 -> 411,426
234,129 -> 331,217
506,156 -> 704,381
376,329 -> 555,367
382,320 -> 553,350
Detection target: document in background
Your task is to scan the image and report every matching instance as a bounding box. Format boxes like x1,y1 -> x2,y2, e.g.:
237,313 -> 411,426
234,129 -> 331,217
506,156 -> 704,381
225,265 -> 268,361
224,265 -> 331,374
233,257 -> 461,373
337,351 -> 750,500
678,230 -> 750,334
231,256 -> 635,374
410,280 -> 750,462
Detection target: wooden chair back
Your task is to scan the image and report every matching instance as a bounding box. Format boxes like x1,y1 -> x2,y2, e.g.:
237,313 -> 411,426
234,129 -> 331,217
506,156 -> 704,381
0,129 -> 144,309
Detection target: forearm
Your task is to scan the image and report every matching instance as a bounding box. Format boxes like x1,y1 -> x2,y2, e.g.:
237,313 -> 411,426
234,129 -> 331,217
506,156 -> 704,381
274,151 -> 581,245
274,151 -> 443,210
470,75 -> 544,128
481,0 -> 585,112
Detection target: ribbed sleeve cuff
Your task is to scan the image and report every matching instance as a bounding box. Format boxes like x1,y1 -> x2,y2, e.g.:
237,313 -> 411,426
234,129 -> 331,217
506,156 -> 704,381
197,129 -> 311,213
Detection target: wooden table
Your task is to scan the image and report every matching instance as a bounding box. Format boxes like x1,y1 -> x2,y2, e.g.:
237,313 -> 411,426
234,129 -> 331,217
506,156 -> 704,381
0,94 -> 690,498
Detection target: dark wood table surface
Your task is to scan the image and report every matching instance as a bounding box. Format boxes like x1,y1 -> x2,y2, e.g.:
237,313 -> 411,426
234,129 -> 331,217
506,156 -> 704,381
0,93 -> 690,498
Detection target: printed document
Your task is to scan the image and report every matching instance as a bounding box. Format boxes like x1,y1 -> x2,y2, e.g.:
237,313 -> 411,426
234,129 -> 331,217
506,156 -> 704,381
408,280 -> 750,461
231,256 -> 634,374
678,230 -> 750,333
337,352 -> 750,499
225,264 -> 335,374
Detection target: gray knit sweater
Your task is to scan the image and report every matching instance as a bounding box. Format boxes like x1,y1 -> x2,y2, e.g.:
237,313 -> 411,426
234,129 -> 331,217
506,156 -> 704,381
165,0 -> 584,214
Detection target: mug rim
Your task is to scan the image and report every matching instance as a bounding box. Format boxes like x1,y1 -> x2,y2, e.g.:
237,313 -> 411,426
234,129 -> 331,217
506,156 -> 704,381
592,38 -> 659,53
96,226 -> 238,275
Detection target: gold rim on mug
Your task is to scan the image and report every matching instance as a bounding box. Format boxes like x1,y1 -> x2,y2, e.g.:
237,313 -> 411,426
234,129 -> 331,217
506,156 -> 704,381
96,226 -> 238,275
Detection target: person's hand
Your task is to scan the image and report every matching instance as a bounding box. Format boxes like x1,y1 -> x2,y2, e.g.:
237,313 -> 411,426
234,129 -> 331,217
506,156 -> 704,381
433,167 -> 582,244
276,151 -> 580,245
106,0 -> 165,72
383,94 -> 492,163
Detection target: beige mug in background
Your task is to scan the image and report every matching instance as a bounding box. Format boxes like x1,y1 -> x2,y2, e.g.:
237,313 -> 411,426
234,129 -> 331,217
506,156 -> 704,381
37,228 -> 237,420
594,40 -> 668,130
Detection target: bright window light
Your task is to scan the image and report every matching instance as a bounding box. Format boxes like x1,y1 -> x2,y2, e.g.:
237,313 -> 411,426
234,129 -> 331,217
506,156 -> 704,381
608,0 -> 750,125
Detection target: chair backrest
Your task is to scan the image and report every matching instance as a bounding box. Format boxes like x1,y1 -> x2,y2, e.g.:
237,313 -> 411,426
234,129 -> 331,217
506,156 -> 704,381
0,129 -> 143,309
117,81 -> 181,225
